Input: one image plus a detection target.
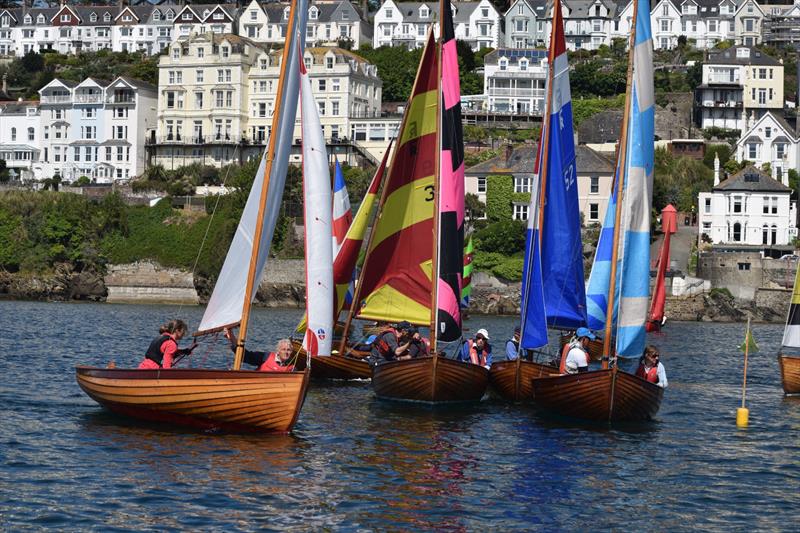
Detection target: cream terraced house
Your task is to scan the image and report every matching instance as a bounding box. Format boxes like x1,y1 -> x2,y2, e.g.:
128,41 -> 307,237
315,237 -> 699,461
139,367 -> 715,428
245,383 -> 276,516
149,34 -> 385,170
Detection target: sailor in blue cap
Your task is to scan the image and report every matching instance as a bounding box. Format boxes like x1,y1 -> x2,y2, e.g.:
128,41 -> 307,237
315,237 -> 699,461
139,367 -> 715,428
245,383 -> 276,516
562,327 -> 596,373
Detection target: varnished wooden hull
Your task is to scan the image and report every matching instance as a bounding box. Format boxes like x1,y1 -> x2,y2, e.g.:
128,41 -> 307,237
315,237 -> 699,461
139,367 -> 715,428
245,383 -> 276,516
290,339 -> 371,380
372,356 -> 489,403
532,368 -> 663,422
489,359 -> 557,401
75,366 -> 310,433
779,354 -> 800,394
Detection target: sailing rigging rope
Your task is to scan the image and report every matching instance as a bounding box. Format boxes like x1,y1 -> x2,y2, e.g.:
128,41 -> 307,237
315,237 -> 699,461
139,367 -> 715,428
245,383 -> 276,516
175,144 -> 241,318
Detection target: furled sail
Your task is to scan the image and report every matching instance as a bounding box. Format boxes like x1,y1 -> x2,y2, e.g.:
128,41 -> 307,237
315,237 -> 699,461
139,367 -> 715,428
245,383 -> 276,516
461,235 -> 473,308
197,0 -> 307,335
585,0 -> 655,357
299,58 -> 334,357
782,261 -> 800,347
355,33 -> 438,325
521,0 -> 585,350
434,0 -> 465,342
332,158 -> 352,257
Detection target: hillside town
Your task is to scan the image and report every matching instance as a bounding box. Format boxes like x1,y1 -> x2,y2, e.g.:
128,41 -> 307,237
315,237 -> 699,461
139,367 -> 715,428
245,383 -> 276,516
0,0 -> 799,318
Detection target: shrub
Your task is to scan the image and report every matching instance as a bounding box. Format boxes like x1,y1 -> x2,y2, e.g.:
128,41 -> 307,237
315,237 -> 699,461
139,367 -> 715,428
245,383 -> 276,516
474,220 -> 526,256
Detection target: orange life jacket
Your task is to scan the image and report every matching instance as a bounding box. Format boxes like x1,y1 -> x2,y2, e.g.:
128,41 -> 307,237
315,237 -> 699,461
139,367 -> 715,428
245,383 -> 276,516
636,363 -> 659,383
258,352 -> 294,372
468,339 -> 489,366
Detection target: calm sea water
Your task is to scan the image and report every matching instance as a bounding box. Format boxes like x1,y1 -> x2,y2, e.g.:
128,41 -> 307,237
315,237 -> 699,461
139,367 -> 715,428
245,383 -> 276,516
1,300 -> 799,531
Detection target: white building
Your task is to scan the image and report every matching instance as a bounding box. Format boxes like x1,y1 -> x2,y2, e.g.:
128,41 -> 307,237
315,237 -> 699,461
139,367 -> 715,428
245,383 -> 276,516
503,0 -> 548,49
172,4 -> 237,43
373,0 -> 502,51
698,164 -> 797,246
0,101 -> 41,182
37,76 -> 156,183
483,49 -> 547,115
736,112 -> 800,183
734,0 -> 765,46
150,34 -> 387,170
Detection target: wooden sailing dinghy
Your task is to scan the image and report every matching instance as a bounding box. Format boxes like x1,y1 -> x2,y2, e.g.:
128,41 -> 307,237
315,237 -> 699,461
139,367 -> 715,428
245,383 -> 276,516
532,0 -> 663,422
778,258 -> 800,394
342,2 -> 488,403
75,0 -> 317,433
489,1 -> 581,401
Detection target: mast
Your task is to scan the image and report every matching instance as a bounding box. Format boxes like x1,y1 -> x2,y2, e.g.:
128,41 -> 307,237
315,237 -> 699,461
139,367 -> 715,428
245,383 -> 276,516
234,0 -> 300,370
430,0 -> 444,354
601,0 -> 638,369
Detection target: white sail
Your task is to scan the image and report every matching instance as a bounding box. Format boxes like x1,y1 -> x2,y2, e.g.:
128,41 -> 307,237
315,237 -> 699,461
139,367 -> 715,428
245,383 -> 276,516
300,62 -> 334,356
197,1 -> 308,334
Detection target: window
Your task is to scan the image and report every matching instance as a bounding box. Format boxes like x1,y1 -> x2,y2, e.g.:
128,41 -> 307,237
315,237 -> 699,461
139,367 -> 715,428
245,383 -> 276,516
732,222 -> 742,242
217,69 -> 224,83
331,78 -> 340,92
341,11 -> 349,20
745,19 -> 754,32
661,20 -> 670,32
10,127 -> 15,141
776,143 -> 786,160
477,177 -> 487,193
513,204 -> 529,221
733,196 -> 742,213
499,58 -> 507,71
74,147 -> 80,162
318,79 -> 326,92
514,177 -> 531,193
331,100 -> 339,116
225,69 -> 231,82
420,7 -> 429,18
757,88 -> 766,105
85,147 -> 92,162
28,128 -> 34,141
520,60 -> 527,72
748,143 -> 759,159
215,91 -> 223,107
166,91 -> 175,108
738,262 -> 751,271
765,127 -> 771,138
258,102 -> 266,117
772,196 -> 778,215
318,101 -> 325,116
709,20 -> 717,32
589,203 -> 599,221
221,46 -> 229,58
310,7 -> 318,20
763,198 -> 770,214
326,56 -> 334,69
172,47 -> 179,59
759,68 -> 767,80
195,69 -> 204,83
195,92 -> 203,108
225,91 -> 232,108
61,14 -> 70,23
590,176 -> 599,194
481,8 -> 489,17
705,197 -> 711,213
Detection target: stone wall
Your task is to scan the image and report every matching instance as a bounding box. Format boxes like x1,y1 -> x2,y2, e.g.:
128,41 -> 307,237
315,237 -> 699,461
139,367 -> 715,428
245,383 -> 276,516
697,251 -> 797,300
105,261 -> 199,305
755,287 -> 791,313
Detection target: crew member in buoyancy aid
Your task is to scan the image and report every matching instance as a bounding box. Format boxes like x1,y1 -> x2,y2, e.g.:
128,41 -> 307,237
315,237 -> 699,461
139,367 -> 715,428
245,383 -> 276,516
138,319 -> 196,369
505,326 -> 521,361
223,327 -> 295,372
370,321 -> 412,365
559,327 -> 595,374
635,345 -> 668,388
460,329 -> 492,369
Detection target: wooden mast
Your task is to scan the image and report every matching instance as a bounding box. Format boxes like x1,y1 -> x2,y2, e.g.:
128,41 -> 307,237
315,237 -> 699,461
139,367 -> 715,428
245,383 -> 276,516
337,33 -> 435,355
234,0 -> 300,370
601,0 -> 638,370
430,0 -> 443,356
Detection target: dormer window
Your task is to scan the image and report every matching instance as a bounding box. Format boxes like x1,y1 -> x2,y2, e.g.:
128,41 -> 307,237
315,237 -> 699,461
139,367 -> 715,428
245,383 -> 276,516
304,56 -> 311,70
310,7 -> 318,20
520,59 -> 528,71
499,58 -> 508,71
420,6 -> 429,18
24,14 -> 31,24
103,13 -> 111,22
153,10 -> 161,21
166,10 -> 174,21
283,7 -> 289,20
326,55 -> 334,69
202,9 -> 210,18
341,11 -> 349,20
1,15 -> 9,27
37,14 -> 44,24
221,46 -> 229,58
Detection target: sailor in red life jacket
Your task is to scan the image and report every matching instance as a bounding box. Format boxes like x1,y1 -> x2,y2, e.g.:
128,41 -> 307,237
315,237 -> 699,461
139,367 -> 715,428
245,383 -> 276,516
223,327 -> 295,372
559,327 -> 595,374
370,321 -> 413,365
459,328 -> 492,369
138,319 -> 196,370
635,345 -> 668,388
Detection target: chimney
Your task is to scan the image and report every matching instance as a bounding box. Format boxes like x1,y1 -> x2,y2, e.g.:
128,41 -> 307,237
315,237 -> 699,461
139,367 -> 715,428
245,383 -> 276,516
714,152 -> 720,186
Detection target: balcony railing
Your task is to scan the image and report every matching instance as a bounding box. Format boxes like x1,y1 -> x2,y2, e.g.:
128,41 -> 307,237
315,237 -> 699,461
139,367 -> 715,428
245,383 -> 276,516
40,95 -> 72,104
700,100 -> 743,108
107,95 -> 135,104
74,94 -> 103,104
147,134 -> 251,145
488,88 -> 546,97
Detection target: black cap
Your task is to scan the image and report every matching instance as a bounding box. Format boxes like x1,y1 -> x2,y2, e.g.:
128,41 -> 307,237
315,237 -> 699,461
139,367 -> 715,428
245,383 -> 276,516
397,321 -> 412,331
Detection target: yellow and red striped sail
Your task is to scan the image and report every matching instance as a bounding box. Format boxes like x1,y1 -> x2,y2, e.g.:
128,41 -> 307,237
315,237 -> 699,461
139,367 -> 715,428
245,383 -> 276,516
355,33 -> 438,325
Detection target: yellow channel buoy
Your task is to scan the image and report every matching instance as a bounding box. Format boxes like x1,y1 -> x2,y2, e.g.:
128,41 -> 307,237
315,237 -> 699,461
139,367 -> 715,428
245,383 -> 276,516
736,407 -> 749,428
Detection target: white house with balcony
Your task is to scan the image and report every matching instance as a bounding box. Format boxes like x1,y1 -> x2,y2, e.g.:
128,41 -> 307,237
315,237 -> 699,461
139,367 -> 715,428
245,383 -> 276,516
0,101 -> 41,182
694,46 -> 783,131
37,76 -> 156,183
483,49 -> 547,115
373,0 -> 502,51
736,112 -> 799,183
698,164 -> 797,247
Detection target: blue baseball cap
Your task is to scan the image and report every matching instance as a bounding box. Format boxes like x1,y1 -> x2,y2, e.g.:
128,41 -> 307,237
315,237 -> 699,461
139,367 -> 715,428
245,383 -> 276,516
576,327 -> 596,340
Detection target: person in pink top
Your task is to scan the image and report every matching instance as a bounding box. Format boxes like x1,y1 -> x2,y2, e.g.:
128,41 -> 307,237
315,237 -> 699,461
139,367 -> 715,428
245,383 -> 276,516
138,319 -> 196,369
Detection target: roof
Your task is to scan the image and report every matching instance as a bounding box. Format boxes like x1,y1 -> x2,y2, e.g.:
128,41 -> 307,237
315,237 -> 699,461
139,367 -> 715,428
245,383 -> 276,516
484,48 -> 547,65
577,109 -> 624,144
714,165 -> 791,193
576,145 -> 615,174
706,46 -> 782,67
465,145 -> 537,175
0,101 -> 39,114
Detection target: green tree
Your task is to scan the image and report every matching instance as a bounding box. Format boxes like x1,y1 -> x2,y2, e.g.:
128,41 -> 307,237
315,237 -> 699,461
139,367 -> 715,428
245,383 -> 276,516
474,220 -> 526,256
0,159 -> 9,183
